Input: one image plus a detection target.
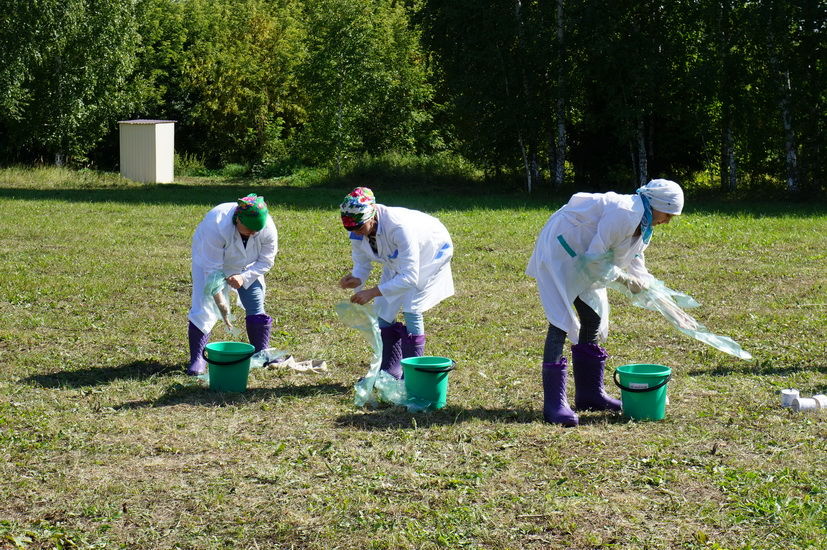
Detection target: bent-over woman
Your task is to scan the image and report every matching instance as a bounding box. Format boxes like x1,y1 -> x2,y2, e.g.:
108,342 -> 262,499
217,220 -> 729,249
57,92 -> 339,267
527,179 -> 684,426
338,187 -> 454,379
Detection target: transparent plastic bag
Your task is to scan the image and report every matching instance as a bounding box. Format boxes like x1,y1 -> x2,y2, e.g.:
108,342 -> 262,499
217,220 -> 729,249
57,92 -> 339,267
335,301 -> 431,411
204,271 -> 242,338
575,252 -> 750,360
607,277 -> 752,360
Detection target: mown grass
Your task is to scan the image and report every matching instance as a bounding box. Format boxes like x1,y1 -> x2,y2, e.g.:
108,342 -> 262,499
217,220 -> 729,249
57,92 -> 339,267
0,167 -> 825,550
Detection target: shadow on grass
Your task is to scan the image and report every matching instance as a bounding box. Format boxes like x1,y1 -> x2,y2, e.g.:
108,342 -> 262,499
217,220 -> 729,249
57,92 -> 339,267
1,181 -> 825,217
23,360 -> 181,388
334,406 -> 628,430
115,381 -> 350,409
685,360 -> 827,377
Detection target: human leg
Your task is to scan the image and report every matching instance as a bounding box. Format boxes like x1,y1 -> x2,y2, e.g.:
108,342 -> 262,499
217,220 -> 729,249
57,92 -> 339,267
238,280 -> 272,352
400,311 -> 426,358
378,316 -> 405,379
187,321 -> 210,375
570,298 -> 621,412
541,323 -> 577,426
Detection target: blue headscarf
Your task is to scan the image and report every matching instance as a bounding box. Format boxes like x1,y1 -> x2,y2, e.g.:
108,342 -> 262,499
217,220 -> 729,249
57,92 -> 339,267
636,189 -> 653,244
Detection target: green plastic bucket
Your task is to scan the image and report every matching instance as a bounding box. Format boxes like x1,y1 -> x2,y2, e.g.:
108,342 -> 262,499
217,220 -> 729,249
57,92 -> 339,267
613,364 -> 672,421
203,341 -> 255,392
401,356 -> 455,410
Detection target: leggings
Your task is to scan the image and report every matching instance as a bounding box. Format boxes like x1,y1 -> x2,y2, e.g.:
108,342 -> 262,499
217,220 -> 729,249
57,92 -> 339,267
237,279 -> 266,316
378,312 -> 425,335
543,297 -> 600,363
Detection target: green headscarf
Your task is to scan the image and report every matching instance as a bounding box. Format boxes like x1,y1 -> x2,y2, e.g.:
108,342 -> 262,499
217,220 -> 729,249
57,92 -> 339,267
235,193 -> 268,231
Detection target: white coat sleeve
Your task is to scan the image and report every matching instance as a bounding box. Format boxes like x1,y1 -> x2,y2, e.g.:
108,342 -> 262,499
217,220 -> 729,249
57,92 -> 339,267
350,239 -> 374,283
627,252 -> 652,282
377,225 -> 419,297
196,225 -> 227,274
582,208 -> 632,282
241,225 -> 277,288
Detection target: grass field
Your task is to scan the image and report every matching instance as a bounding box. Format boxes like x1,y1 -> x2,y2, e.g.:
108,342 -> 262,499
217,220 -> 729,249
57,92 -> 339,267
0,167 -> 825,549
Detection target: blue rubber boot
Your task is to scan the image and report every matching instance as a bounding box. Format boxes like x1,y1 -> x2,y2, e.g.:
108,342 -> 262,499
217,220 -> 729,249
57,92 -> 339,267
401,332 -> 426,358
542,358 -> 578,426
572,343 -> 621,412
246,314 -> 273,353
187,321 -> 209,376
380,322 -> 405,379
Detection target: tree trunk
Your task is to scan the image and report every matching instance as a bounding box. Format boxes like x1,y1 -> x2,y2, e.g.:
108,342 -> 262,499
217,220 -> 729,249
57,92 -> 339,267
717,1 -> 738,192
637,118 -> 648,186
721,120 -> 737,191
515,0 -> 535,192
779,70 -> 799,192
519,133 -> 532,193
552,0 -> 566,188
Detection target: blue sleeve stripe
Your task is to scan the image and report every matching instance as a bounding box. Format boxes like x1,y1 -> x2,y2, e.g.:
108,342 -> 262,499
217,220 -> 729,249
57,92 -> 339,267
557,235 -> 577,258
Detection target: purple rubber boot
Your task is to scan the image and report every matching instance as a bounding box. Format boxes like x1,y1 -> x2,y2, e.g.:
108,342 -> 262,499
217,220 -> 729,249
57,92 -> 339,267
187,321 -> 209,376
571,343 -> 622,412
246,314 -> 273,353
380,322 -> 405,379
542,358 -> 578,426
401,332 -> 426,358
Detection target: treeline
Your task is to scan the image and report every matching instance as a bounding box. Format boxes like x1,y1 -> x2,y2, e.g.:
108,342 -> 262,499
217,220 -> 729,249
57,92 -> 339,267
0,0 -> 824,192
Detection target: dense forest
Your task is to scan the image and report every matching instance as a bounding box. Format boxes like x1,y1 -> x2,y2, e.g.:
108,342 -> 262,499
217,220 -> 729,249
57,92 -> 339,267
0,0 -> 824,192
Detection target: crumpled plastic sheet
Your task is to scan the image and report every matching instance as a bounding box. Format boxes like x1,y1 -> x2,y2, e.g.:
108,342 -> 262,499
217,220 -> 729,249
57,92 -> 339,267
204,270 -> 242,338
335,301 -> 432,411
575,252 -> 751,360
197,347 -> 310,384
607,277 -> 752,360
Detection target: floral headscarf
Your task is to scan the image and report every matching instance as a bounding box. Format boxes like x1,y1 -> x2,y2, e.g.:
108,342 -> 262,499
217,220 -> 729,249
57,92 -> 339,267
340,187 -> 377,229
235,193 -> 268,231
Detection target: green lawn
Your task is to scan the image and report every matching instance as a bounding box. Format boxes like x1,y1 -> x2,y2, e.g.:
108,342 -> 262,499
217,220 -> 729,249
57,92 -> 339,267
0,168 -> 825,549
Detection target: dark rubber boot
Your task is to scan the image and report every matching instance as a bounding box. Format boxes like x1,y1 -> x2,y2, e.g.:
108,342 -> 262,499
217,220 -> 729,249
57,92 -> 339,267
246,314 -> 273,353
187,321 -> 209,376
380,322 -> 405,379
542,358 -> 578,426
401,332 -> 426,358
571,343 -> 622,412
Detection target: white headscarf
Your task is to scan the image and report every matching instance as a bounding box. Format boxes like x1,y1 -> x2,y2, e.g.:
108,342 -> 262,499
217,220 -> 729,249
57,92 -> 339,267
637,179 -> 684,215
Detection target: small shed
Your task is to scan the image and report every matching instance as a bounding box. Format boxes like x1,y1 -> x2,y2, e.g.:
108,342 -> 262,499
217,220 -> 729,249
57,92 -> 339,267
118,120 -> 175,183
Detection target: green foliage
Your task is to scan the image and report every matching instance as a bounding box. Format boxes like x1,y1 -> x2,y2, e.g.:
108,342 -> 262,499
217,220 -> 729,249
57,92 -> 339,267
0,0 -> 823,192
296,0 -> 434,170
0,0 -> 143,164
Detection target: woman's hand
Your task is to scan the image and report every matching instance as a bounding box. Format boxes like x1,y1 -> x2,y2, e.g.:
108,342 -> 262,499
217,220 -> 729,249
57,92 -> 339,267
339,275 -> 362,289
350,287 -> 382,305
226,274 -> 244,289
616,272 -> 649,294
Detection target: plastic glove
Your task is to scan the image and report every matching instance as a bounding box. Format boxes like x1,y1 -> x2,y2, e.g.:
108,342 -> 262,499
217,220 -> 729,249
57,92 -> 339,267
657,299 -> 699,330
615,272 -> 649,294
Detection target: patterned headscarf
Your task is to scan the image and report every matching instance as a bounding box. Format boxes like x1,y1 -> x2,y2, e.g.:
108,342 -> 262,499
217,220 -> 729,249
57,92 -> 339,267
235,193 -> 268,231
636,179 -> 684,215
340,187 -> 377,229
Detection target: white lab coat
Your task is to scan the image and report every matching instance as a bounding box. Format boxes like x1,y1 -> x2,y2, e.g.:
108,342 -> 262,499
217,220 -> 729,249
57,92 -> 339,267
349,204 -> 454,322
526,192 -> 652,343
188,203 -> 278,333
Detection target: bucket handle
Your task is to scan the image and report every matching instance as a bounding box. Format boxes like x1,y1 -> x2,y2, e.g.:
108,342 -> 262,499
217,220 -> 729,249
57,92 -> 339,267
612,370 -> 671,393
202,349 -> 256,366
413,360 -> 456,373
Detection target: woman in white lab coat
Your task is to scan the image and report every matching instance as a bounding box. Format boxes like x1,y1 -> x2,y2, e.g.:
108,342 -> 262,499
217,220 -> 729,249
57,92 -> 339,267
338,187 -> 454,379
526,179 -> 684,426
187,193 -> 278,375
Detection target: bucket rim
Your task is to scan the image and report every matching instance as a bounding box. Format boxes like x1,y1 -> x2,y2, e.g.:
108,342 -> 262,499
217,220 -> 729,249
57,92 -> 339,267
616,363 -> 671,377
401,356 -> 453,367
205,341 -> 256,351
